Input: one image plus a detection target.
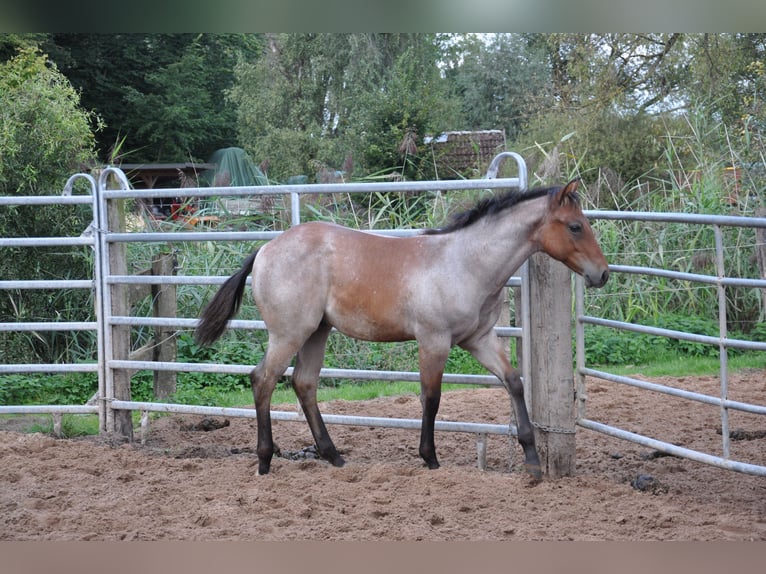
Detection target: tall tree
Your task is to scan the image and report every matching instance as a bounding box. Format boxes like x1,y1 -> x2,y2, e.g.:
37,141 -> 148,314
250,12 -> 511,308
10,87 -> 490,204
443,34 -> 552,139
0,46 -> 98,363
43,34 -> 262,163
510,34 -> 691,191
229,33 -> 458,181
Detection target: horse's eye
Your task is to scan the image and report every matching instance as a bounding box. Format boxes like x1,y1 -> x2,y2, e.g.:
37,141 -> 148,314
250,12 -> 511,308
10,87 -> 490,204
568,222 -> 583,234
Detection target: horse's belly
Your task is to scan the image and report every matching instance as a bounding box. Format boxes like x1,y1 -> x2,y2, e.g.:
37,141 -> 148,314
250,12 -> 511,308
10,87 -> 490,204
325,304 -> 413,343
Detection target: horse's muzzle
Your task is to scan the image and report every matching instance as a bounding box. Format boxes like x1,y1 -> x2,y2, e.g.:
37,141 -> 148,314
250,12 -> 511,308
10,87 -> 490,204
585,268 -> 610,288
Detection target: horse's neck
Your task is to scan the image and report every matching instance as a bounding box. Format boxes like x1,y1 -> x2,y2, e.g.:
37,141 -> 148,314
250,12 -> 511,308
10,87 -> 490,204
448,196 -> 545,286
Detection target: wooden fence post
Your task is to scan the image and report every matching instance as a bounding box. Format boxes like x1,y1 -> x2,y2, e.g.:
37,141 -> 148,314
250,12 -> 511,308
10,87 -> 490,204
128,252 -> 178,399
151,252 -> 177,399
107,193 -> 133,441
526,252 -> 575,478
755,207 -> 766,319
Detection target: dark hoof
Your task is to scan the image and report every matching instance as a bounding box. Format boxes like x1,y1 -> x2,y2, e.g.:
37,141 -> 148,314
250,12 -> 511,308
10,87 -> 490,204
257,462 -> 271,476
524,462 -> 543,482
425,460 -> 440,470
330,455 -> 346,467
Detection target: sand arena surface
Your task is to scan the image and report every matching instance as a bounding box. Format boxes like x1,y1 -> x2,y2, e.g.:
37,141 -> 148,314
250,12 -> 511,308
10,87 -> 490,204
1,372 -> 765,541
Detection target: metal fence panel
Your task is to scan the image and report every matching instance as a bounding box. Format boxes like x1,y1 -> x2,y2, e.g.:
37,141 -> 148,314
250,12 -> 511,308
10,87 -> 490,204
575,211 -> 766,477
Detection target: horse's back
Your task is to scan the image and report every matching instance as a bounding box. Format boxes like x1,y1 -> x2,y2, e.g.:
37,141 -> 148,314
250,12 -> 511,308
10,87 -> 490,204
253,221 -> 426,341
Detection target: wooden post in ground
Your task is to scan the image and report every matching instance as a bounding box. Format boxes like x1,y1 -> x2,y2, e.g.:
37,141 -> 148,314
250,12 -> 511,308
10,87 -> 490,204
526,252 -> 575,478
151,252 -> 177,399
128,252 -> 178,399
107,192 -> 133,441
755,207 -> 766,319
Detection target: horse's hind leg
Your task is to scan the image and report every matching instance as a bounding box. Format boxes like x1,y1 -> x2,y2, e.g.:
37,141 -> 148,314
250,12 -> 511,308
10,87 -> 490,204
250,340 -> 299,475
417,341 -> 451,469
292,323 -> 344,467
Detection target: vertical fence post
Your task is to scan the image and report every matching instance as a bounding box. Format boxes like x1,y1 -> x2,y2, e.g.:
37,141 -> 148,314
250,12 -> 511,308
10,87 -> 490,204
108,192 -> 133,440
98,168 -> 134,441
526,252 -> 575,478
151,252 -> 177,399
755,207 -> 766,319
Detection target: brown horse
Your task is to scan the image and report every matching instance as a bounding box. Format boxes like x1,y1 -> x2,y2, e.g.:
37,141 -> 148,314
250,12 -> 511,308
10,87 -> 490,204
195,179 -> 609,479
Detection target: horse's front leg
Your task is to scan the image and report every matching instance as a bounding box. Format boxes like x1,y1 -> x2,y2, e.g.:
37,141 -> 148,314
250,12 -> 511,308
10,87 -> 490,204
417,343 -> 451,469
460,333 -> 542,480
505,369 -> 542,480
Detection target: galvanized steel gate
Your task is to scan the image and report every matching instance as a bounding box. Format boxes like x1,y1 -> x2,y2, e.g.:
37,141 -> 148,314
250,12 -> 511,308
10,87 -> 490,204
575,210 -> 766,476
2,152 -> 766,476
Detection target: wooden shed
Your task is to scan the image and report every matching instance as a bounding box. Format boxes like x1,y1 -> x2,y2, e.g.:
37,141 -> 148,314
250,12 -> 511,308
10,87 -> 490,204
424,130 -> 506,178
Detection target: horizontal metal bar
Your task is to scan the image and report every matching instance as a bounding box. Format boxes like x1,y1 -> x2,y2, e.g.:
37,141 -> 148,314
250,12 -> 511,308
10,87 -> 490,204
109,400 -> 516,436
105,228 -> 438,244
102,177 -> 526,200
0,195 -> 93,206
586,210 -> 766,229
109,316 -> 261,330
0,321 -> 97,332
107,359 -> 502,386
609,264 -> 766,289
107,314 -> 522,339
0,237 -> 95,247
106,273 -> 521,288
579,367 -> 766,415
608,264 -> 721,285
0,405 -> 98,415
106,231 -> 279,243
0,363 -> 98,373
579,315 -> 766,352
108,275 -> 244,286
577,418 -> 766,477
0,280 -> 94,290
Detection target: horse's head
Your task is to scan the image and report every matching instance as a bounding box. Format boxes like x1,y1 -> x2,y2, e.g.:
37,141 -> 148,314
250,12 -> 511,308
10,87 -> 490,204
536,179 -> 609,288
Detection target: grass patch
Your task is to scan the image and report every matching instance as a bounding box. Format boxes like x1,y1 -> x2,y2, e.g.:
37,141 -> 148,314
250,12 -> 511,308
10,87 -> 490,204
605,352 -> 766,378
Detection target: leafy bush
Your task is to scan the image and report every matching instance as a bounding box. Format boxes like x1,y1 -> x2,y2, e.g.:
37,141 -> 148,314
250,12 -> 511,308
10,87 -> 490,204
0,373 -> 96,406
582,313 -> 757,366
0,46 -> 98,365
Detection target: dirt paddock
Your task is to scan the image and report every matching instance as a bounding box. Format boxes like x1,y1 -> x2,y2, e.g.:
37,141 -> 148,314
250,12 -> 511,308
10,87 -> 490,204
1,371 -> 765,541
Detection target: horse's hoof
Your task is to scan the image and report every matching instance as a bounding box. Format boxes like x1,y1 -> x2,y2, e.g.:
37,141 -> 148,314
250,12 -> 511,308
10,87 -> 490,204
331,455 -> 346,467
524,462 -> 543,482
426,460 -> 440,470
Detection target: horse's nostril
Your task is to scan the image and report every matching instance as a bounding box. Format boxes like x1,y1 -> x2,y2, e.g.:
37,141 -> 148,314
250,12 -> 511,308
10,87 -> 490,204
601,269 -> 610,285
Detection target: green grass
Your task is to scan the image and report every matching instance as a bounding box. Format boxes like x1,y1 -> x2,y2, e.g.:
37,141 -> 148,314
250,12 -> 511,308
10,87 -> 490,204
605,352 -> 766,378
4,351 -> 765,438
185,379 -> 477,408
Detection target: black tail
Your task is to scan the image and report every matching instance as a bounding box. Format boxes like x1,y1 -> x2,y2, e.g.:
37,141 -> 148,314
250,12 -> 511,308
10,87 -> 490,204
194,250 -> 259,347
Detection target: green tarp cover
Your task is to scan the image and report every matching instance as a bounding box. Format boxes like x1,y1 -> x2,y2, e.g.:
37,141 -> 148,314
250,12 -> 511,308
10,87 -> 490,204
203,147 -> 269,187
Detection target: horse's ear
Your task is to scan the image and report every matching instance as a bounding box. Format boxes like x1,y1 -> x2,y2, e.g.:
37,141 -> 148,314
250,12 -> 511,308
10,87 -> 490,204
554,178 -> 581,205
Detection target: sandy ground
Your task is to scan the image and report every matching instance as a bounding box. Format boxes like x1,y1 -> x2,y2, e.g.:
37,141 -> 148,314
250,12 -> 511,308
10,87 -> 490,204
1,371 -> 765,541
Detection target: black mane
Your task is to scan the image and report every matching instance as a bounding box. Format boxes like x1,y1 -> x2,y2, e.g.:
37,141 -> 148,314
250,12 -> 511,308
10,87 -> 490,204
423,185 -> 574,235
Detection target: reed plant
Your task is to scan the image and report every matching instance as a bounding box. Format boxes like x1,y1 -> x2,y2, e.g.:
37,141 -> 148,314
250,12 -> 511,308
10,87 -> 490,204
565,107 -> 766,339
7,109 -> 766,408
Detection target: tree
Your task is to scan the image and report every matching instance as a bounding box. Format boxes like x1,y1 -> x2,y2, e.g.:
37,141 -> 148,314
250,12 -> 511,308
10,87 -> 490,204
444,34 -> 552,140
43,34 -> 262,163
538,33 -> 689,113
228,33 -> 339,180
0,46 -> 98,363
510,34 -> 690,192
228,33 -> 459,181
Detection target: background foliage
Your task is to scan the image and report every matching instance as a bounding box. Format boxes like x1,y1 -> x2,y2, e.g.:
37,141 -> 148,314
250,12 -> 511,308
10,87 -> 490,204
0,45 -> 97,364
2,33 -> 766,403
